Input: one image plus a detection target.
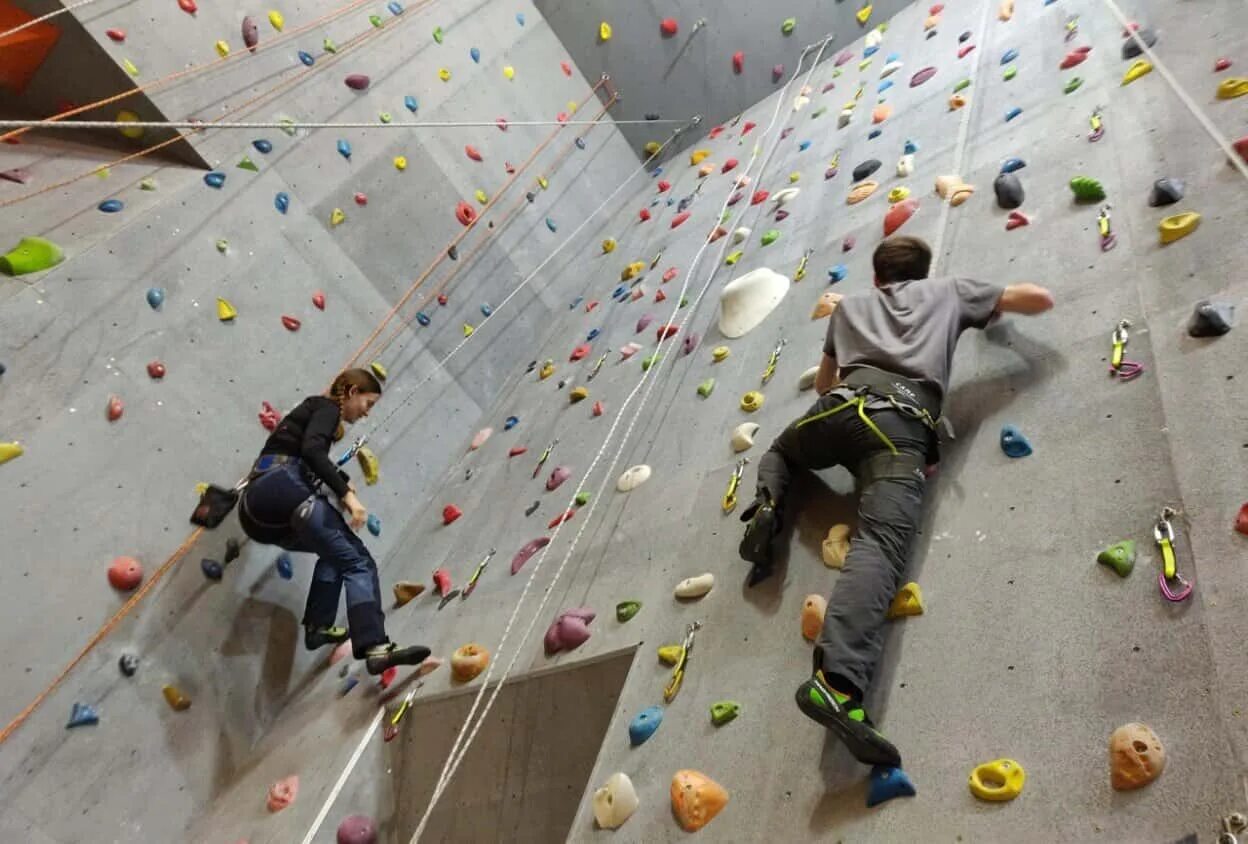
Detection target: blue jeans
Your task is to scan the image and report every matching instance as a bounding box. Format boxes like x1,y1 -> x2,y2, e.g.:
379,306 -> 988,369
239,462 -> 388,656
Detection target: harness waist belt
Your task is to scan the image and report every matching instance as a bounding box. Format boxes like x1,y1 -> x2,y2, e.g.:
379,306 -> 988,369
841,366 -> 942,426
252,453 -> 300,475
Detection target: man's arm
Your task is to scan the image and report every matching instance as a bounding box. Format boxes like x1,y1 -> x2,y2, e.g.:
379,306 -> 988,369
996,283 -> 1054,316
814,353 -> 840,395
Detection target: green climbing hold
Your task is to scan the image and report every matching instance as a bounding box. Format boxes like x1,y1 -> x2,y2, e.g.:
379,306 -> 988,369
379,112 -> 392,123
1097,541 -> 1136,578
433,26 -> 443,43
710,700 -> 741,726
368,14 -> 381,27
575,490 -> 591,506
761,230 -> 780,246
953,78 -> 971,93
278,117 -> 296,137
140,177 -> 156,191
781,17 -> 796,35
216,239 -> 229,253
679,297 -> 689,308
811,106 -> 827,119
1063,76 -> 1083,94
1,236 -> 65,276
641,353 -> 662,371
697,378 -> 715,397
323,37 -> 337,52
1069,176 -> 1106,202
1003,66 -> 1017,81
237,156 -> 258,172
616,600 -> 641,623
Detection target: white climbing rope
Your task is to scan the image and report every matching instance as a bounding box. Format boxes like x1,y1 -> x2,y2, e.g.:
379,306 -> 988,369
0,117 -> 692,131
0,0 -> 101,41
296,708 -> 385,844
407,34 -> 834,843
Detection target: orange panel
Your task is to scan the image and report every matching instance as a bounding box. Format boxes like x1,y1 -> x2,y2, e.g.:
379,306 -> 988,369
0,1 -> 61,95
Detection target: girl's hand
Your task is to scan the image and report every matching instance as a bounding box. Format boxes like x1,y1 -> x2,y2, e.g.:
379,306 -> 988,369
343,491 -> 367,531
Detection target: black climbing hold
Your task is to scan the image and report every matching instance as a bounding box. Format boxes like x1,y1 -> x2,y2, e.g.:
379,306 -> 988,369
1148,178 -> 1185,207
1121,28 -> 1157,59
959,30 -> 971,42
525,500 -> 540,517
118,653 -> 139,677
1187,300 -> 1234,337
993,172 -> 1024,209
644,113 -> 660,121
201,558 -> 224,581
926,29 -> 937,39
448,244 -> 459,260
852,159 -> 882,182
0,362 -> 5,376
224,537 -> 241,564
526,360 -> 537,373
525,192 -> 536,203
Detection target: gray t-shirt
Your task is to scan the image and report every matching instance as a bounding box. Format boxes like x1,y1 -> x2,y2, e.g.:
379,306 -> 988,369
823,276 -> 1003,399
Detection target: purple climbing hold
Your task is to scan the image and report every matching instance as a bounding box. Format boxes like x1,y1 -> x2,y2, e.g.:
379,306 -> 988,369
682,333 -> 699,355
636,314 -> 654,333
772,64 -> 784,82
67,702 -> 99,728
201,558 -> 223,581
910,66 -> 937,87
204,171 -> 226,188
546,466 -> 571,491
0,167 -> 30,184
344,74 -> 370,90
336,813 -> 378,843
242,16 -> 258,51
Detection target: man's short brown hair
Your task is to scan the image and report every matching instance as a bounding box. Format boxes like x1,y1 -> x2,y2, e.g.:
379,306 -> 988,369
873,236 -> 932,284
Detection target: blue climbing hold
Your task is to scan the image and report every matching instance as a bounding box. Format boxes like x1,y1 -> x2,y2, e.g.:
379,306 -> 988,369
612,284 -> 628,300
516,12 -> 524,25
274,192 -> 289,214
863,45 -> 878,58
575,137 -> 586,150
416,311 -> 430,326
298,50 -> 314,66
98,199 -> 123,213
253,139 -> 273,154
67,702 -> 99,729
470,46 -> 480,63
367,514 -> 381,536
586,328 -> 600,341
829,264 -> 848,283
866,766 -> 916,808
545,217 -> 557,233
569,295 -> 583,309
481,303 -> 493,317
798,139 -> 811,151
1000,425 -> 1033,458
340,675 -> 358,695
878,80 -> 893,93
276,553 -> 293,579
903,139 -> 918,154
204,171 -> 226,188
868,128 -> 882,139
201,558 -> 223,581
404,95 -> 418,113
1005,106 -> 1022,122
337,139 -> 351,159
677,196 -> 693,213
1001,48 -> 1018,64
886,52 -> 900,63
653,167 -> 663,177
1000,157 -> 1025,174
387,1 -> 403,15
665,196 -> 674,206
628,705 -> 663,746
146,287 -> 165,309
504,415 -> 519,430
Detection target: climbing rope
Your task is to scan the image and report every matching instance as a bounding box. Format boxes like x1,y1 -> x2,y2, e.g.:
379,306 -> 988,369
0,0 -> 102,40
406,35 -> 833,842
0,117 -> 685,131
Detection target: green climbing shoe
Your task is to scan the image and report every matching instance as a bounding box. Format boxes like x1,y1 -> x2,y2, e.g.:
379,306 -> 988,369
795,670 -> 902,767
0,236 -> 64,276
304,625 -> 349,650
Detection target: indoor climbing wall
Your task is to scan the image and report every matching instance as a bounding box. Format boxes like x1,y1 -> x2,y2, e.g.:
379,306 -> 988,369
1,0 -> 1247,842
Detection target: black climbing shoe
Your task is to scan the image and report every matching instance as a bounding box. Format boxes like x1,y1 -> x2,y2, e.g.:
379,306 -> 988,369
795,670 -> 902,768
304,625 -> 350,651
738,495 -> 778,577
365,643 -> 432,676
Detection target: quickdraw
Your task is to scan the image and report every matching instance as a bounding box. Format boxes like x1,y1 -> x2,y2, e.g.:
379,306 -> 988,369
1064,14 -> 1079,41
461,548 -> 496,599
531,439 -> 558,479
794,248 -> 814,282
1154,506 -> 1193,602
1088,106 -> 1104,142
1109,319 -> 1144,380
722,458 -> 749,513
1097,204 -> 1117,252
761,338 -> 787,384
586,352 -> 609,381
383,684 -> 420,742
335,434 -> 368,467
663,620 -> 702,703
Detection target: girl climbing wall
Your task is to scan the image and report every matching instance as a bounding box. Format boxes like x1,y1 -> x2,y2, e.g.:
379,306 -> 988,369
238,368 -> 429,675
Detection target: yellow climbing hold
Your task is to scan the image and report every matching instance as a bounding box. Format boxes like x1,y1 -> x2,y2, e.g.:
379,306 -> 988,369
886,582 -> 924,618
712,346 -> 730,363
215,40 -> 230,58
740,391 -> 764,412
356,446 -> 379,485
621,261 -> 646,281
725,250 -> 743,266
463,323 -> 474,337
216,297 -> 237,321
474,189 -> 488,204
1158,211 -> 1201,244
998,0 -> 1014,20
1121,60 -> 1152,85
394,156 -> 407,170
644,141 -> 661,156
370,361 -> 388,381
538,176 -> 549,189
788,171 -> 800,183
503,65 -> 515,80
330,208 -> 346,226
856,4 -> 873,25
567,100 -> 578,114
116,110 -> 143,139
858,58 -> 873,72
438,67 -> 451,81
378,112 -> 392,124
569,386 -> 589,403
601,238 -> 617,254
0,442 -> 24,466
599,21 -> 612,41
657,644 -> 685,666
268,10 -> 284,30
888,186 -> 911,203
1216,78 -> 1248,99
123,58 -> 139,76
690,149 -> 710,165
969,759 -> 1025,802
539,360 -> 555,380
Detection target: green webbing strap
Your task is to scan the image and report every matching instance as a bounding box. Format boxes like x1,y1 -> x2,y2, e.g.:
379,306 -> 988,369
794,394 -> 900,455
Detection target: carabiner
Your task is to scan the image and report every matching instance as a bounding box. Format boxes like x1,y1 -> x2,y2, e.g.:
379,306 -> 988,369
1088,107 -> 1104,142
762,338 -> 787,385
722,458 -> 749,513
1097,205 -> 1117,252
383,685 -> 419,742
664,620 -> 702,703
335,434 -> 368,467
1154,506 -> 1193,602
794,248 -> 814,282
1109,319 -> 1144,380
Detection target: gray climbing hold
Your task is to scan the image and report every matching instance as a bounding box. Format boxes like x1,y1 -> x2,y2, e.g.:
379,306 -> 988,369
999,424 -> 1032,457
993,173 -> 1024,209
1148,178 -> 1185,207
1187,300 -> 1234,337
852,159 -> 881,182
1121,28 -> 1157,59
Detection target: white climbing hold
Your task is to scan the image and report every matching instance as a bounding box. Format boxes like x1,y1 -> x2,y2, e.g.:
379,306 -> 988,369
731,226 -> 751,245
718,268 -> 790,338
731,422 -> 760,453
798,366 -> 819,391
897,154 -> 915,177
865,29 -> 883,49
616,465 -> 652,492
674,572 -> 714,599
592,772 -> 639,829
771,187 -> 800,206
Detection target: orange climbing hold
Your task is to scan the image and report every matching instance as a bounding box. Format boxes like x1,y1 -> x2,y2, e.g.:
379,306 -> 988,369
465,145 -> 483,162
267,776 -> 299,812
0,0 -> 62,96
671,211 -> 691,228
107,556 -> 143,590
883,198 -> 919,235
671,770 -> 729,832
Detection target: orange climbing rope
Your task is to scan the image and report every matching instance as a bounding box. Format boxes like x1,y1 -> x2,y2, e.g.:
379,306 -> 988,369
341,78 -> 610,370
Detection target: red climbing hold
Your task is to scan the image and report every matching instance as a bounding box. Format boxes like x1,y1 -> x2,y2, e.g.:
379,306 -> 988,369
108,556 -> 143,590
146,360 -> 166,379
281,315 -> 301,331
722,158 -> 738,173
258,401 -> 282,431
433,568 -> 452,595
508,446 -> 527,457
242,15 -> 258,51
378,666 -> 397,689
570,343 -> 591,361
178,0 -> 197,14
883,198 -> 919,236
437,293 -> 448,306
1060,46 -> 1091,69
709,226 -> 728,242
465,145 -> 483,162
1234,136 -> 1248,163
557,112 -> 569,123
663,267 -> 678,282
639,208 -> 651,222
510,537 -> 550,574
750,189 -> 769,205
345,74 -> 370,90
106,28 -> 125,41
822,82 -> 835,93
561,61 -> 572,76
661,18 -> 678,36
930,3 -> 944,12
742,121 -> 756,136
354,193 -> 367,206
548,509 -> 575,529
958,44 -> 975,58
504,161 -> 516,174
772,64 -> 784,82
1006,210 -> 1030,230
455,201 -> 477,227
1235,503 -> 1248,535
106,395 -> 124,422
656,324 -> 678,341
671,211 -> 691,228
1215,57 -> 1232,72
657,179 -> 671,192
586,300 -> 599,312
442,504 -> 463,525
592,400 -> 604,417
709,125 -> 725,139
655,289 -> 667,302
312,291 -> 326,310
732,51 -> 745,74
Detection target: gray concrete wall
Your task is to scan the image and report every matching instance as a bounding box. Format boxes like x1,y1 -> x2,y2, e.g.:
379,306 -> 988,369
534,0 -> 914,156
3,0 -> 1248,842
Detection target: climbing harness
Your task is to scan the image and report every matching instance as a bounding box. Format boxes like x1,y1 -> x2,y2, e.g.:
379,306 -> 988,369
586,353 -> 609,381
664,620 -> 702,703
531,439 -> 558,479
1109,319 -> 1144,380
1088,106 -> 1105,142
722,458 -> 749,513
761,338 -> 787,384
461,548 -> 496,599
1154,506 -> 1193,602
1097,205 -> 1117,252
793,248 -> 813,282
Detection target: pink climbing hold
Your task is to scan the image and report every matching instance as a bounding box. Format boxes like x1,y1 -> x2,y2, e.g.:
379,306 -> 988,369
329,640 -> 352,665
835,50 -> 853,66
570,343 -> 591,361
107,556 -> 143,590
657,179 -> 671,192
930,3 -> 945,12
258,401 -> 282,431
106,28 -> 125,41
655,288 -> 667,302
267,776 -> 299,812
508,446 -> 527,457
636,314 -> 654,333
1060,46 -> 1091,69
544,607 -> 595,655
750,189 -> 769,205
742,121 -> 756,136
822,81 -> 835,93
546,466 -> 571,491
242,16 -> 259,52
586,300 -> 599,312
721,158 -> 739,173
663,267 -> 678,282
561,60 -> 572,76
336,815 -> 378,844
511,537 -> 550,574
639,208 -> 651,222
1214,57 -> 1232,72
682,333 -> 699,355
469,428 -> 492,450
557,112 -> 569,123
661,18 -> 678,37
496,117 -> 508,131
442,504 -> 463,525
883,198 -> 919,236
708,125 -> 725,139
775,209 -> 789,222
281,315 -> 301,331
772,64 -> 784,82
465,145 -> 483,162
592,400 -> 604,417
378,666 -> 397,689
958,44 -> 975,58
178,0 -> 197,14
910,66 -> 937,87
106,395 -> 124,422
732,51 -> 745,74
312,291 -> 326,310
1006,210 -> 1030,230
671,211 -> 691,228
345,74 -> 370,90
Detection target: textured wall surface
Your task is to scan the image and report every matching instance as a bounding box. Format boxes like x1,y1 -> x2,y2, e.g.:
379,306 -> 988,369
2,0 -> 1248,841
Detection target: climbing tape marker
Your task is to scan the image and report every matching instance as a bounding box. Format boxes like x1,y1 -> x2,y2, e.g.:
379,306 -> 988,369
664,621 -> 702,703
761,338 -> 787,384
1109,319 -> 1144,381
722,458 -> 749,513
1097,205 -> 1117,252
1154,507 -> 1193,602
461,548 -> 496,600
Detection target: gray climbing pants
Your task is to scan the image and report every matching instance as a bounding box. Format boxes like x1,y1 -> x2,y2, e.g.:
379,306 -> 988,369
756,390 -> 929,696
